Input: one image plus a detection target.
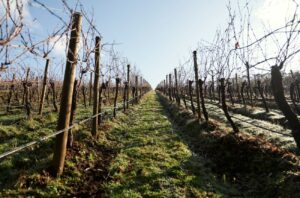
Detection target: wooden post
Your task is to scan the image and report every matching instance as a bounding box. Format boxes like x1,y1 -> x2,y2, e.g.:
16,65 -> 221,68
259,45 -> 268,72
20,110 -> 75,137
39,59 -> 50,115
168,74 -> 172,101
23,82 -> 31,118
140,76 -> 143,98
52,12 -> 82,177
163,80 -> 166,95
113,78 -> 120,117
211,73 -> 215,101
174,68 -> 180,106
188,80 -> 195,115
135,75 -> 139,103
193,51 -> 202,121
126,64 -> 130,109
92,36 -> 101,136
22,68 -> 30,104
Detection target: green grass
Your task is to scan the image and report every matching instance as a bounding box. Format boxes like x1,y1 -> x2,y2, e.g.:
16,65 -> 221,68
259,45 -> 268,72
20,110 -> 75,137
102,92 -> 236,197
158,91 -> 300,197
6,91 -> 297,197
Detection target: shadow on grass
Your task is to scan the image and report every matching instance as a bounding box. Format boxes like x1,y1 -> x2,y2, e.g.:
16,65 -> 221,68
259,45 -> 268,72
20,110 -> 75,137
157,91 -> 300,197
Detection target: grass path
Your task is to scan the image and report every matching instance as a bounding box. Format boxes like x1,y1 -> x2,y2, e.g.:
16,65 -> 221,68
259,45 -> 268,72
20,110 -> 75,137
103,91 -> 235,197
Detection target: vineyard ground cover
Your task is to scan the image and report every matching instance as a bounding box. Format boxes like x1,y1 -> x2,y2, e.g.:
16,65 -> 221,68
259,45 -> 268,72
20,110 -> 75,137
0,91 -> 235,197
101,91 -> 237,197
2,90 -> 300,197
184,97 -> 297,151
158,92 -> 300,197
0,96 -> 132,196
0,101 -> 135,196
199,96 -> 293,126
0,124 -> 115,197
209,98 -> 297,125
0,104 -> 92,153
205,103 -> 297,151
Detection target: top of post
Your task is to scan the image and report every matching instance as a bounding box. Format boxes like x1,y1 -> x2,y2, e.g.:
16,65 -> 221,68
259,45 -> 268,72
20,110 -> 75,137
72,12 -> 82,20
95,36 -> 101,42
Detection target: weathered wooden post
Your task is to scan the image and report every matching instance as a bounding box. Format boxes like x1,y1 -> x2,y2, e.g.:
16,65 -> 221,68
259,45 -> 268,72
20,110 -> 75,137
52,12 -> 82,177
166,75 -> 168,96
193,51 -> 202,121
135,75 -> 139,103
188,80 -> 195,115
139,76 -> 142,99
23,81 -> 31,118
174,68 -> 180,106
126,64 -> 130,109
123,81 -> 127,112
211,72 -> 215,101
92,36 -> 101,136
168,73 -> 172,101
163,80 -> 166,95
39,59 -> 50,115
113,78 -> 120,117
22,68 -> 30,105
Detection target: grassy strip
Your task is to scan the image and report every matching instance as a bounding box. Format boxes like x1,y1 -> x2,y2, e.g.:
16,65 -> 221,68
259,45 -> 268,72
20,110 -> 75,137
103,91 -> 237,197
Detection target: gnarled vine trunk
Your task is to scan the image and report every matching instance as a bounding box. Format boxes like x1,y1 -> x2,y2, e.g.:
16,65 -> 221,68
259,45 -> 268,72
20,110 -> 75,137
271,65 -> 300,149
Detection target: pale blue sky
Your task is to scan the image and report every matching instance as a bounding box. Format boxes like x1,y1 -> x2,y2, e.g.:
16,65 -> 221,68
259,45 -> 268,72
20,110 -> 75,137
26,0 -> 273,87
88,0 -> 228,87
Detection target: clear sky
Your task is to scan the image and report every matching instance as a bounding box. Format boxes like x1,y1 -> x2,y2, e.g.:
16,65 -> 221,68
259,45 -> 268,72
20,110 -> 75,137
36,0 -> 230,87
87,0 -> 228,88
21,0 -> 295,87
